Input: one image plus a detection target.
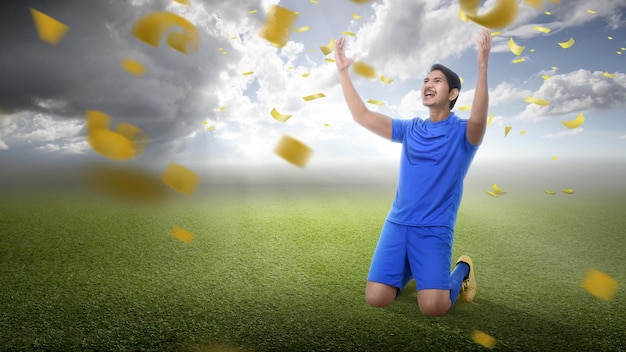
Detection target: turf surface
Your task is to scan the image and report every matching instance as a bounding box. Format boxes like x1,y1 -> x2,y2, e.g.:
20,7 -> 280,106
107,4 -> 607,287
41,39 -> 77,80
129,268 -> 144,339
0,186 -> 624,351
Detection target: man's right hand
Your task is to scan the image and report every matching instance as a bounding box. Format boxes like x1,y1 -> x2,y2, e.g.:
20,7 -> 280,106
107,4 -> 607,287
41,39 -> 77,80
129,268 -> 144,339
335,36 -> 355,72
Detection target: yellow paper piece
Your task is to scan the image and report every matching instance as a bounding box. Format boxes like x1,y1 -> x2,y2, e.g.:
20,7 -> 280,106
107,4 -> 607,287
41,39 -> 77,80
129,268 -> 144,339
524,97 -> 549,106
486,191 -> 499,197
504,126 -> 512,137
508,37 -> 525,56
367,99 -> 385,106
558,37 -> 575,49
533,26 -> 551,33
248,9 -> 257,14
460,0 -> 519,29
171,226 -> 195,244
586,9 -> 596,14
131,12 -> 200,54
162,162 -> 200,196
303,93 -> 326,101
352,13 -> 363,20
270,108 -> 292,122
295,26 -> 311,32
530,48 -> 535,52
219,106 -> 226,111
380,75 -> 394,84
352,61 -> 378,79
207,126 -> 215,131
581,269 -> 619,301
86,110 -> 146,160
487,113 -> 494,127
350,0 -> 374,3
258,5 -> 298,48
525,0 -> 543,10
324,123 -> 330,127
562,188 -> 574,194
30,8 -> 70,46
202,121 -> 208,125
608,36 -> 613,40
343,31 -> 356,36
310,0 -> 319,4
324,58 -> 336,63
459,8 -> 470,22
512,58 -> 526,63
603,72 -> 616,79
320,37 -> 335,55
491,31 -> 502,36
274,135 -> 313,168
492,184 -> 505,195
174,0 -> 190,5
460,77 -> 464,84
561,113 -> 585,129
551,66 -> 558,70
471,330 -> 496,349
551,156 -> 558,160
545,11 -> 552,15
459,105 -> 472,112
120,58 -> 146,77
242,71 -> 254,76
545,190 -> 555,195
519,130 -> 526,134
302,73 -> 310,77
541,75 -> 550,80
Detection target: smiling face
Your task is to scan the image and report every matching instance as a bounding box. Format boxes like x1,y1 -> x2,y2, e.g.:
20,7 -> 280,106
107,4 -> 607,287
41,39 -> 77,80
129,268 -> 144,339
422,70 -> 459,109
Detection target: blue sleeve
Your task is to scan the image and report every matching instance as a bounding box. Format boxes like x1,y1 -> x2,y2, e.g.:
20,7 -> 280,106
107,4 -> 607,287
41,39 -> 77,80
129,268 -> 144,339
391,118 -> 409,143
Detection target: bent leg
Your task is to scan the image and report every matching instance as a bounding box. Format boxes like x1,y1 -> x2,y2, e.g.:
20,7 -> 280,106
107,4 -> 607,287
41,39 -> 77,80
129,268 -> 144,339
417,289 -> 451,317
365,281 -> 398,308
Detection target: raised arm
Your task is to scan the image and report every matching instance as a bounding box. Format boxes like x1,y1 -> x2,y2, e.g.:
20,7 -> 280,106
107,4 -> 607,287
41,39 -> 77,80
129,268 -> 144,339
335,36 -> 392,140
466,28 -> 492,146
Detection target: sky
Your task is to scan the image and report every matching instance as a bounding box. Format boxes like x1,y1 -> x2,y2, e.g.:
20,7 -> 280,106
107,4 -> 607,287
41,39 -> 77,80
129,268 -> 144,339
0,0 -> 625,188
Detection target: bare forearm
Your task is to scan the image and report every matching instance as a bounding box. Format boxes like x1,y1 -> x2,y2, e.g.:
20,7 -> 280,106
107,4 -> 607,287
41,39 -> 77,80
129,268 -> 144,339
339,70 -> 369,123
470,66 -> 489,126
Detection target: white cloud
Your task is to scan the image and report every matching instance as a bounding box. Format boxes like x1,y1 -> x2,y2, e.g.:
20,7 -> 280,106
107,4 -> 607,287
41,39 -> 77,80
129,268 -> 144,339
16,114 -> 83,143
542,128 -> 584,139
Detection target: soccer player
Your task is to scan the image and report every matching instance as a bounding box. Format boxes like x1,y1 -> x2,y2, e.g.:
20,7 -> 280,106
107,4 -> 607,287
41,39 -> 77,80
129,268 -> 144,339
335,28 -> 492,317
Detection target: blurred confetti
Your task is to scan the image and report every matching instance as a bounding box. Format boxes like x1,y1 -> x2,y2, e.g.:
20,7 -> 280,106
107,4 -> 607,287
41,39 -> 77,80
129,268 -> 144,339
258,5 -> 298,48
162,162 -> 200,196
471,330 -> 497,349
131,12 -> 200,53
30,8 -> 69,46
274,135 -> 313,168
581,269 -> 619,301
170,226 -> 195,244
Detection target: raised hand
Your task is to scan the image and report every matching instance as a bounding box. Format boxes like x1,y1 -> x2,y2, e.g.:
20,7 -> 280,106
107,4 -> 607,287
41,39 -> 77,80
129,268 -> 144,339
474,28 -> 492,69
335,36 -> 356,72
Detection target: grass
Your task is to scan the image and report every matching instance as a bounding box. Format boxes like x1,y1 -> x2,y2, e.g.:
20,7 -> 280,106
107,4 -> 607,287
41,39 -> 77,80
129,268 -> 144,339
0,186 -> 625,351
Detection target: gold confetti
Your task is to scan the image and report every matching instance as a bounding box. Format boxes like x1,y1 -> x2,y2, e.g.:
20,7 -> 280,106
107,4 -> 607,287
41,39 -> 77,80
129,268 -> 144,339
259,5 -> 298,48
608,36 -> 613,40
170,226 -> 195,244
303,93 -> 326,101
545,11 -> 552,15
491,31 -> 502,36
512,57 -> 526,63
551,66 -> 558,70
202,121 -> 208,125
459,8 -> 470,22
545,190 -> 555,195
352,13 -> 363,20
295,26 -> 311,32
562,188 -> 574,194
558,37 -> 575,49
248,9 -> 257,14
533,25 -> 551,33
459,0 -> 519,29
319,37 -> 335,55
486,191 -> 499,197
131,12 -> 200,54
324,58 -> 336,63
270,108 -> 292,122
460,76 -> 464,84
207,126 -> 215,131
342,31 -> 356,36
174,0 -> 190,5
310,0 -> 319,4
487,113 -> 494,127
519,130 -> 526,134
459,105 -> 472,112
352,61 -> 377,79
242,71 -> 254,76
586,9 -> 596,14
508,37 -> 525,56
561,113 -> 585,129
219,106 -> 226,111
120,58 -> 146,77
504,126 -> 512,137
367,99 -> 385,106
551,156 -> 558,160
471,330 -> 497,349
618,52 -> 623,55
530,48 -> 535,52
161,162 -> 200,196
542,75 -> 550,80
302,73 -> 310,77
274,135 -> 313,168
525,0 -> 543,10
524,96 -> 549,106
603,72 -> 616,79
86,110 -> 147,160
30,8 -> 70,46
380,75 -> 394,84
350,0 -> 374,3
324,123 -> 330,127
492,184 -> 505,195
581,269 -> 619,302
548,0 -> 559,3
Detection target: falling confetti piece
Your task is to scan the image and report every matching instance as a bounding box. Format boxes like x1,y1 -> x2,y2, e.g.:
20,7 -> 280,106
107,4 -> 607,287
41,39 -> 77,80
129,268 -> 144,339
219,106 -> 226,111
86,110 -> 147,160
83,164 -> 169,202
324,58 -> 336,63
541,75 -> 550,80
561,113 -> 585,129
545,190 -> 555,195
533,26 -> 551,33
504,126 -> 512,137
519,130 -> 526,134
508,37 -> 525,56
131,12 -> 200,54
525,0 -> 543,10
258,5 -> 298,48
551,156 -> 558,160
558,37 -> 575,49
274,134 -> 313,168
242,71 -> 254,76
530,48 -> 535,52
161,162 -> 200,196
30,8 -> 70,46
352,13 -> 362,20
581,269 -> 619,301
352,61 -> 377,79
460,76 -> 464,84
248,9 -> 257,14
324,123 -> 330,127
618,52 -> 623,55
562,188 -> 574,194
174,0 -> 190,5
302,73 -> 310,77
319,37 -> 335,55
350,0 -> 374,3
367,99 -> 385,106
342,31 -> 356,36
207,126 -> 215,131
608,36 -> 613,40
202,121 -> 208,125
459,0 -> 519,29
459,8 -> 470,22
491,31 -> 502,36
551,66 -> 558,70
545,11 -> 552,15
120,58 -> 146,77
295,26 -> 311,32
586,9 -> 596,14
270,108 -> 292,122
487,113 -> 494,127
459,105 -> 472,112
380,75 -> 394,84
303,93 -> 326,101
486,191 -> 499,197
170,226 -> 195,244
524,96 -> 549,106
512,57 -> 526,63
492,184 -> 505,195
603,72 -> 616,79
471,330 -> 497,349
310,0 -> 319,4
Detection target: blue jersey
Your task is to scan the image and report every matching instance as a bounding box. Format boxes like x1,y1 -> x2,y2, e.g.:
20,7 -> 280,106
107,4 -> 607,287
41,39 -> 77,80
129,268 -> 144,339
387,113 -> 479,229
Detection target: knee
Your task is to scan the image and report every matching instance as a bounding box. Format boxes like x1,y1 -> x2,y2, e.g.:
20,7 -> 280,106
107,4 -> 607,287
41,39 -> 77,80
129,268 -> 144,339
418,298 -> 450,317
365,282 -> 396,308
365,291 -> 394,308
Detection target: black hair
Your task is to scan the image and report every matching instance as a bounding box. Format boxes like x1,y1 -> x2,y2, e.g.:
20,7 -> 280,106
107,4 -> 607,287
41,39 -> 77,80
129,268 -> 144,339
430,63 -> 461,109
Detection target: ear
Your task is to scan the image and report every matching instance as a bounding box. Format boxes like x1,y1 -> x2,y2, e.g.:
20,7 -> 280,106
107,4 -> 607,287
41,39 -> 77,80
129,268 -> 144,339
448,88 -> 459,102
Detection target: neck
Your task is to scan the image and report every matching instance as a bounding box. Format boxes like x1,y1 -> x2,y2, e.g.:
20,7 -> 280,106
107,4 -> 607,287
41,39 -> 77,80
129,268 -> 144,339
428,108 -> 451,122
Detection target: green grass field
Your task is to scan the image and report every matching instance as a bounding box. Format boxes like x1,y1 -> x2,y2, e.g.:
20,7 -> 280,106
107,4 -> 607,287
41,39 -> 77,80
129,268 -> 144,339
1,186 -> 624,351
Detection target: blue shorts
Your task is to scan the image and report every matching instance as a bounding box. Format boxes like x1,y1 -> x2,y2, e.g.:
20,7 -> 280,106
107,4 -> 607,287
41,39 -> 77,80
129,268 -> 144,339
367,220 -> 453,291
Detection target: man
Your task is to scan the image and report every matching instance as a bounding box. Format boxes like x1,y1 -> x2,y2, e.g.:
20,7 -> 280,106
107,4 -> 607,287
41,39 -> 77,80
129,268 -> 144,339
335,28 -> 492,317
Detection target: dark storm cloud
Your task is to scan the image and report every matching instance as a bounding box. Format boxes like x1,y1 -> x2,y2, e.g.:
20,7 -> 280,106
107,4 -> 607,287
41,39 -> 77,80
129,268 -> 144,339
0,0 -> 263,153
